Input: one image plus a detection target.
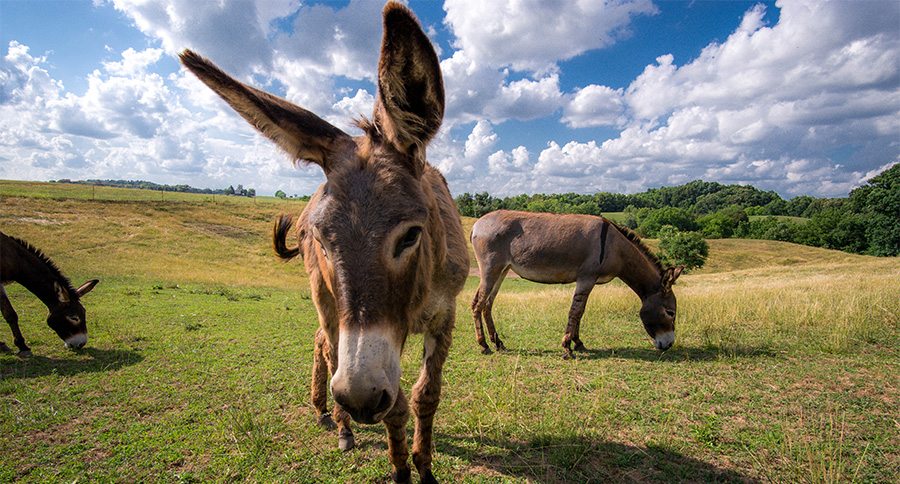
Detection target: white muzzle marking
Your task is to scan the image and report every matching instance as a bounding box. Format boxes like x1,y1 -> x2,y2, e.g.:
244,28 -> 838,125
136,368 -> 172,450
654,331 -> 675,350
65,333 -> 87,348
331,325 -> 401,422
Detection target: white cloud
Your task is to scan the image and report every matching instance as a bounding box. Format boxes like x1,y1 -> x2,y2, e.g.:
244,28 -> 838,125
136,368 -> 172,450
562,85 -> 626,128
443,0 -> 657,72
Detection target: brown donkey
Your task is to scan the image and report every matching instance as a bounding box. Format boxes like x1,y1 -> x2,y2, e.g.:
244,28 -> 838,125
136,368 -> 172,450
184,3 -> 467,482
471,210 -> 683,359
0,232 -> 99,356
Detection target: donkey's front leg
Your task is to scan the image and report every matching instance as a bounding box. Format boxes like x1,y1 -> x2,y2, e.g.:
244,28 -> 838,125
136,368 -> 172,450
311,328 -> 336,430
0,287 -> 30,357
562,278 -> 595,359
411,317 -> 453,483
321,331 -> 355,451
383,388 -> 411,483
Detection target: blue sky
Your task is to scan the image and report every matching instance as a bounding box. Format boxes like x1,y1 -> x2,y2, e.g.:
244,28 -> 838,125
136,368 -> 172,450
1,0 -> 897,198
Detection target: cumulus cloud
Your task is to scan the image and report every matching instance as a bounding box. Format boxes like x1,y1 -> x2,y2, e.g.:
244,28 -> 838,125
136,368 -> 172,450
443,0 -> 657,72
3,0 -> 897,199
529,0 -> 900,197
562,85 -> 626,128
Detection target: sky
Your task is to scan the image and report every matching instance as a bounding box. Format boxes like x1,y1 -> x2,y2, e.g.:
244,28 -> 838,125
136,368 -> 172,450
0,0 -> 897,198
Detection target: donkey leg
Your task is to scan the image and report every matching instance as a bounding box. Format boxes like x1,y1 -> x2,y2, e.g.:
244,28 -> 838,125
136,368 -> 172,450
383,388 -> 411,483
0,288 -> 30,357
411,317 -> 454,483
572,316 -> 587,352
562,279 -> 595,359
470,287 -> 490,354
322,334 -> 355,451
311,328 -> 336,430
483,266 -> 509,352
483,296 -> 506,351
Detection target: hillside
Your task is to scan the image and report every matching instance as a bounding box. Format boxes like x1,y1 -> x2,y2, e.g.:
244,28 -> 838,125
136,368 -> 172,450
2,179 -> 888,285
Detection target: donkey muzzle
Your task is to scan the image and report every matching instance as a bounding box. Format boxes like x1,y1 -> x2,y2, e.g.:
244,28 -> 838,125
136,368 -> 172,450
330,325 -> 401,424
64,332 -> 87,349
653,331 -> 675,351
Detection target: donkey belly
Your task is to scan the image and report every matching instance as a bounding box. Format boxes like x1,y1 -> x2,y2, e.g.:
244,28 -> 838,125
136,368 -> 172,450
510,261 -> 578,284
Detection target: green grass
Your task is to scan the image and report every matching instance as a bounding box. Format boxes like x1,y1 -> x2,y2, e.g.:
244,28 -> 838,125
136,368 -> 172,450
1,180 -> 898,482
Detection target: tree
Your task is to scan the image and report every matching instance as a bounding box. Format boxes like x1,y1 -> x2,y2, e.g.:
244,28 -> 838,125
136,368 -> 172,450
657,226 -> 709,271
850,163 -> 899,256
275,190 -> 287,199
637,207 -> 698,237
697,205 -> 748,238
247,188 -> 256,198
226,185 -> 235,195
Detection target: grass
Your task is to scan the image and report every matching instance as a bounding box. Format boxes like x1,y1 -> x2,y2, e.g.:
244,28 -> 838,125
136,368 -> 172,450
1,180 -> 898,482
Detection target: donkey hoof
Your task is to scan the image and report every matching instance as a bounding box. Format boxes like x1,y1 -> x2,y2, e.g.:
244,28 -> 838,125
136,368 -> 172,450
338,432 -> 355,452
562,351 -> 575,360
420,469 -> 438,484
495,342 -> 507,352
391,467 -> 411,483
573,342 -> 587,352
17,349 -> 32,358
480,346 -> 492,355
317,413 -> 337,431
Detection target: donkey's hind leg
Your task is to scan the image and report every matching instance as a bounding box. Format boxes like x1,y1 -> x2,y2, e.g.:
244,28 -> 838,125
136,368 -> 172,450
0,287 -> 30,357
311,328 -> 336,430
562,278 -> 596,359
472,264 -> 508,354
482,267 -> 510,352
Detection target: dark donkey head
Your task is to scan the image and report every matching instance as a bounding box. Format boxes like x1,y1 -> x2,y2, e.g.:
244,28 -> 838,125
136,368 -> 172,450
639,266 -> 683,351
49,279 -> 99,348
182,3 -> 445,423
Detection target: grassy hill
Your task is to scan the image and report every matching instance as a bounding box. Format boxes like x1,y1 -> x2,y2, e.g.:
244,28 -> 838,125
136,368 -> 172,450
1,180 -> 898,482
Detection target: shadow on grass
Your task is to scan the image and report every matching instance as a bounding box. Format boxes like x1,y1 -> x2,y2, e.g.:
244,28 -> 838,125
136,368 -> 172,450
502,344 -> 776,362
0,347 -> 143,379
437,433 -> 759,483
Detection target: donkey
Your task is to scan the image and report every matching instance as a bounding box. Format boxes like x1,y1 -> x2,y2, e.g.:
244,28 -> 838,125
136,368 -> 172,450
470,210 -> 684,359
184,3 -> 468,482
0,232 -> 99,356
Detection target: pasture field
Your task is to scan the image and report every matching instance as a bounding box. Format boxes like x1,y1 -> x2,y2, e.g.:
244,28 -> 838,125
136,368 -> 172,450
1,181 -> 898,483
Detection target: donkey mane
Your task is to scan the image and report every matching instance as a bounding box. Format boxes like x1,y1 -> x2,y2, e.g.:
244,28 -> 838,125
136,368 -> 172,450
5,235 -> 76,294
606,220 -> 665,274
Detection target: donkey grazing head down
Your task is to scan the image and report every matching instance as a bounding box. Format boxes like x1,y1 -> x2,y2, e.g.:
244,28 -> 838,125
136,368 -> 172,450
639,266 -> 683,351
48,280 -> 99,349
183,2 -> 466,480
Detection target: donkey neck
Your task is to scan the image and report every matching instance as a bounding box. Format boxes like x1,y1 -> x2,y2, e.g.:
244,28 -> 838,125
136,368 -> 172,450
6,240 -> 68,310
612,232 -> 662,300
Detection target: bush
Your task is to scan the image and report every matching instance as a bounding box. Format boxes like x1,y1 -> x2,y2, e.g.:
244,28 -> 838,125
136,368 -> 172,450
657,226 -> 709,271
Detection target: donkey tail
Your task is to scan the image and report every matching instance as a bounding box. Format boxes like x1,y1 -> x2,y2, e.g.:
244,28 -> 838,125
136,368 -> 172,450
273,214 -> 300,260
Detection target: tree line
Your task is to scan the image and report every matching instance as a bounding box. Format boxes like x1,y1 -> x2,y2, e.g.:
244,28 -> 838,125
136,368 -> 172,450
455,164 -> 899,257
53,179 -> 257,197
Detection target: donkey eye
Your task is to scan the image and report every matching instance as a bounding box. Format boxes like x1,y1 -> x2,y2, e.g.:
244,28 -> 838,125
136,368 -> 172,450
66,315 -> 80,324
394,227 -> 422,258
665,309 -> 676,318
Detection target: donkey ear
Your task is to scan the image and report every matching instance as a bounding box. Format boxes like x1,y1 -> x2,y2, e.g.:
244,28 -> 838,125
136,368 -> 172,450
661,266 -> 685,292
374,2 -> 444,158
179,50 -> 353,173
75,279 -> 99,297
54,281 -> 70,303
